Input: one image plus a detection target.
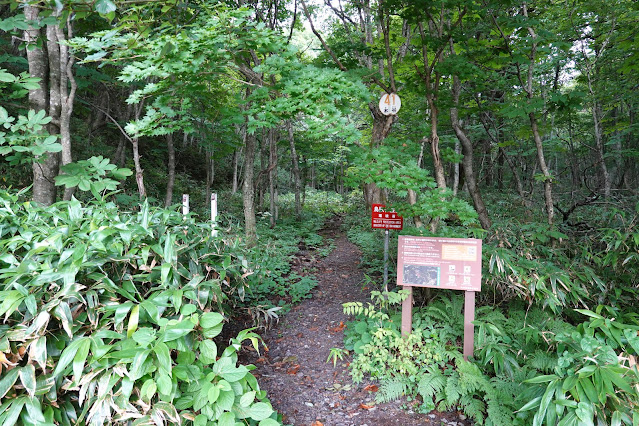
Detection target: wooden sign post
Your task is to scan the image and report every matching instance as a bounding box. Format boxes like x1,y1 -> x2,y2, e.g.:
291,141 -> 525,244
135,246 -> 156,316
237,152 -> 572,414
397,236 -> 482,361
371,204 -> 403,291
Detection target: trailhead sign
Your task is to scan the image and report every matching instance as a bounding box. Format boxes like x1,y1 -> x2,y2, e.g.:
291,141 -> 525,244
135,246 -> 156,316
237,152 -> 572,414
397,235 -> 482,361
397,236 -> 482,291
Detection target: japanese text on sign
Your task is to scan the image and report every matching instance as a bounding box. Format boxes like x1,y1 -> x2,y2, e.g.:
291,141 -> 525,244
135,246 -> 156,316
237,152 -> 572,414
397,236 -> 482,291
371,203 -> 403,230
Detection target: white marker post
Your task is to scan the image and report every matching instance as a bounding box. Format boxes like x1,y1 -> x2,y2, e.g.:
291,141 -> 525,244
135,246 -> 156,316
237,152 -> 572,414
211,193 -> 218,237
182,194 -> 189,216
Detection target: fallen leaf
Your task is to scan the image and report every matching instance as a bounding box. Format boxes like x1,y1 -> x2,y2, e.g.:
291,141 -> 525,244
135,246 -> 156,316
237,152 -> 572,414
329,321 -> 345,333
256,357 -> 267,363
309,327 -> 319,332
359,403 -> 375,410
363,384 -> 379,392
296,332 -> 304,338
286,364 -> 300,375
311,422 -> 324,426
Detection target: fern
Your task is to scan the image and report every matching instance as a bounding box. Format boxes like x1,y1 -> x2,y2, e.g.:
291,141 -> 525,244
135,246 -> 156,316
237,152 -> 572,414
459,394 -> 486,425
527,350 -> 557,373
417,367 -> 446,401
375,378 -> 408,403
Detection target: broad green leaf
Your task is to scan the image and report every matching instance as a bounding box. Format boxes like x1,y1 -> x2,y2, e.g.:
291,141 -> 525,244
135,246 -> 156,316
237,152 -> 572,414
240,390 -> 256,407
127,305 -> 140,338
208,384 -> 220,404
129,349 -> 151,380
162,320 -> 194,342
259,419 -> 280,426
575,402 -> 594,426
248,402 -> 274,421
153,342 -> 172,376
216,389 -> 235,411
53,337 -> 86,377
73,338 -> 91,381
140,379 -> 157,402
94,0 -> 116,14
156,374 -> 172,395
217,412 -> 235,426
19,365 -> 36,397
200,312 -> 224,329
199,340 -> 217,364
29,336 -> 47,371
0,368 -> 19,399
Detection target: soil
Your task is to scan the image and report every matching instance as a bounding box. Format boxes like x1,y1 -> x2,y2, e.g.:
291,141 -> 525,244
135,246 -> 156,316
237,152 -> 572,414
241,215 -> 472,426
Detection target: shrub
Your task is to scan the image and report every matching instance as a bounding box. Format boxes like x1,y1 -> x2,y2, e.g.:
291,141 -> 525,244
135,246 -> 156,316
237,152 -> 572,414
0,191 -> 279,425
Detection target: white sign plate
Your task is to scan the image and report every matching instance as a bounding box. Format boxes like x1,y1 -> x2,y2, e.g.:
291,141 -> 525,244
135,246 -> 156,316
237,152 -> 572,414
379,93 -> 401,115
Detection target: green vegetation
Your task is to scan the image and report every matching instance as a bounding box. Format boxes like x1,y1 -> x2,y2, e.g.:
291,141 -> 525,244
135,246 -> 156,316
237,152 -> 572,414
2,0 -> 639,425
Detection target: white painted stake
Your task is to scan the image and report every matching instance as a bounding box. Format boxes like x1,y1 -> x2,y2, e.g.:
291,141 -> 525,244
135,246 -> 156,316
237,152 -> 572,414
182,194 -> 189,216
211,193 -> 218,237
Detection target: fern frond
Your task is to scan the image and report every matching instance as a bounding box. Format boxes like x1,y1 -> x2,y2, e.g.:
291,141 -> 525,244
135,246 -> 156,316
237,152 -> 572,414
459,394 -> 486,425
417,367 -> 446,401
528,350 -> 557,373
375,378 -> 408,403
486,400 -> 516,426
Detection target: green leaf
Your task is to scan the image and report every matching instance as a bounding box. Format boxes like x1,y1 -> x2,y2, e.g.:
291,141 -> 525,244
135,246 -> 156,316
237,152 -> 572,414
575,401 -> 594,426
156,374 -> 172,396
0,368 -> 19,399
53,337 -> 86,377
217,412 -> 236,426
18,365 -> 36,398
127,305 -> 140,338
153,342 -> 172,377
0,71 -> 15,82
207,384 -> 220,404
73,338 -> 91,381
259,419 -> 281,426
162,320 -> 194,342
94,0 -> 116,14
240,390 -> 256,407
199,340 -> 218,364
140,379 -> 157,402
248,402 -> 274,421
200,312 -> 224,329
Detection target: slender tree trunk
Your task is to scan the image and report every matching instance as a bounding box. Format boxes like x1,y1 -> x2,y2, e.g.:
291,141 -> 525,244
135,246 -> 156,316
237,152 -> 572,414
453,140 -> 461,196
164,133 -> 175,207
268,128 -> 278,228
25,5 -> 59,205
288,120 -> 302,220
232,148 -> 240,194
363,109 -> 393,206
56,17 -> 76,201
591,101 -> 611,198
243,131 -> 257,244
450,75 -> 491,230
132,101 -> 146,199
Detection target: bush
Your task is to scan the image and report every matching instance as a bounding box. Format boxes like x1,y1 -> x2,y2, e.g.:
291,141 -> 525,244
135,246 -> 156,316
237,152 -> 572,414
0,190 -> 279,425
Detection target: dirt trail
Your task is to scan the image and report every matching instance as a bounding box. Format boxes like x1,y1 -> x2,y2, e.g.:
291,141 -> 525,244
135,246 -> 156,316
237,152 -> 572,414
243,218 -> 470,426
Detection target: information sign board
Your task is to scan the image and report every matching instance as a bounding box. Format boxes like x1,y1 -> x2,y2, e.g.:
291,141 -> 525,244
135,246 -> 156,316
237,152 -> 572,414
397,236 -> 481,291
371,203 -> 403,230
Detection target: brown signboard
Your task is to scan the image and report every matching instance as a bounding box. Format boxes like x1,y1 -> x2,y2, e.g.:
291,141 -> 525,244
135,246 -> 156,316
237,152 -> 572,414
397,236 -> 482,292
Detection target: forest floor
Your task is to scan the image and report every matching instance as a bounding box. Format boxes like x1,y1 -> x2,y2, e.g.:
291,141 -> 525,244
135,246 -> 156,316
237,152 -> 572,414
241,216 -> 473,426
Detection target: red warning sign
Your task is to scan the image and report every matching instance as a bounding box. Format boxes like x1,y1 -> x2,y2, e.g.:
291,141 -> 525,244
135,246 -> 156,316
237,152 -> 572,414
371,204 -> 403,230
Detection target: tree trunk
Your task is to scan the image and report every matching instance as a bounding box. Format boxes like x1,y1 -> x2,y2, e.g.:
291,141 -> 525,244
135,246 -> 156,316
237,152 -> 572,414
25,5 -> 59,205
268,128 -> 278,228
363,108 -> 394,206
164,133 -> 176,207
243,131 -> 257,244
450,76 -> 491,230
591,101 -> 611,198
287,120 -> 302,220
132,102 -> 146,199
232,148 -> 240,194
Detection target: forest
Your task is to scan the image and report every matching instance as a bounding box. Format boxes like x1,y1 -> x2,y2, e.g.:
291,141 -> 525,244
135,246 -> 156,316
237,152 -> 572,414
1,0 -> 638,425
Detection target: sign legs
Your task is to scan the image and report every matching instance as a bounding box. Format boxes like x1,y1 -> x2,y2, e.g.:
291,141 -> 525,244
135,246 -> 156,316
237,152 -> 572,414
463,291 -> 475,361
401,286 -> 413,336
383,229 -> 389,292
